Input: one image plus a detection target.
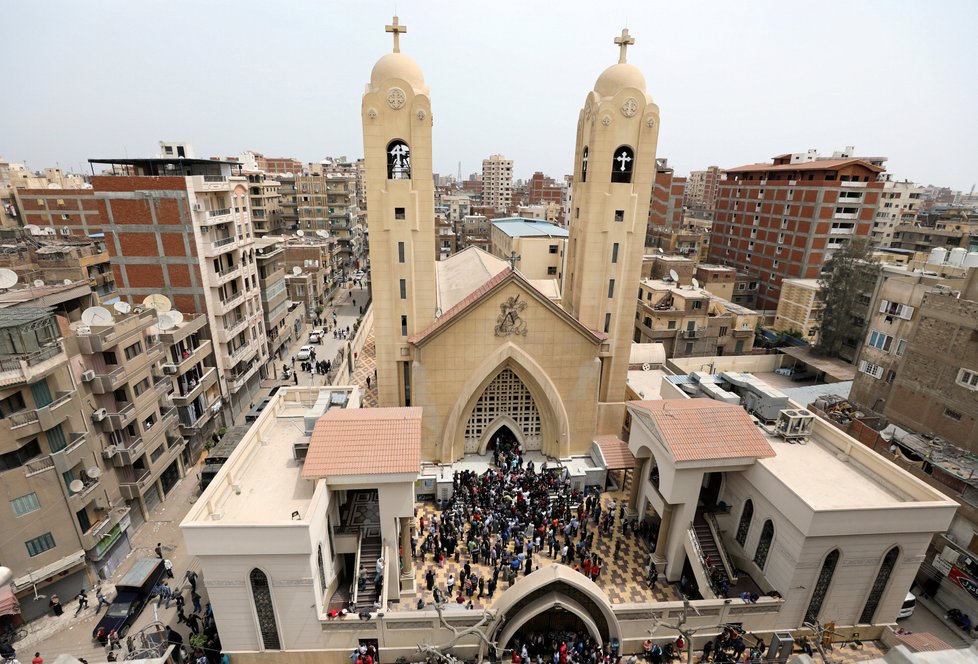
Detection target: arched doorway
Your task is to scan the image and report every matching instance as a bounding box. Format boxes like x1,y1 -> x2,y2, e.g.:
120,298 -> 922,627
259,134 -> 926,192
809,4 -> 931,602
478,419 -> 523,456
464,367 -> 542,454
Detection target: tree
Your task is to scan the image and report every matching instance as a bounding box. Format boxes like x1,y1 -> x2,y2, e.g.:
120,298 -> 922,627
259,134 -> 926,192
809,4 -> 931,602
416,599 -> 500,663
814,239 -> 880,358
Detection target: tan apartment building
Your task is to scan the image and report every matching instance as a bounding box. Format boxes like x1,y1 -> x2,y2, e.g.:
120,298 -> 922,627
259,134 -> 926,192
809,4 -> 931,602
255,238 -> 306,360
482,154 -> 513,210
458,214 -> 491,251
489,218 -> 569,281
280,237 -> 339,308
773,278 -> 823,342
435,214 -> 457,261
871,180 -> 923,246
633,279 -> 758,357
646,224 -> 709,261
889,209 -> 978,253
0,232 -> 117,302
685,165 -> 724,211
285,271 -> 326,323
641,254 -> 696,282
246,172 -> 282,236
277,173 -> 364,270
694,264 -> 738,301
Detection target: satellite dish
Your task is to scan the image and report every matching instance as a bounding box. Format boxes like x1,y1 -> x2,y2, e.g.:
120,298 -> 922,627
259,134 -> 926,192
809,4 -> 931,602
168,310 -> 185,327
142,294 -> 172,313
292,266 -> 302,276
657,247 -> 665,254
692,278 -> 700,289
81,306 -> 113,326
69,479 -> 85,493
0,268 -> 16,289
157,312 -> 178,331
86,466 -> 102,479
113,301 -> 132,315
669,269 -> 679,283
62,279 -> 72,285
33,279 -> 45,288
315,230 -> 328,238
296,230 -> 305,237
24,224 -> 41,234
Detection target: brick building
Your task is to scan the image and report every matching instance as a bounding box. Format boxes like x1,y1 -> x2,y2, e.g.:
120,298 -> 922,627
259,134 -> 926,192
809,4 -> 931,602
526,172 -> 564,206
709,154 -> 885,310
647,158 -> 685,231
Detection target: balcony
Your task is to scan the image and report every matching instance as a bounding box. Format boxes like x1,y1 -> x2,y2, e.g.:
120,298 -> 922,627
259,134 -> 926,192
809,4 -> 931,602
203,235 -> 239,257
0,343 -> 66,388
829,226 -> 855,235
160,406 -> 179,432
8,409 -> 41,436
215,289 -> 245,314
154,375 -> 174,399
213,262 -> 242,285
840,180 -> 868,188
106,403 -> 137,430
157,313 -> 207,344
217,316 -> 248,342
679,327 -> 705,339
732,328 -> 754,338
171,339 -> 212,371
171,367 -> 216,405
146,342 -> 164,364
119,469 -> 152,501
199,207 -> 233,227
53,432 -> 89,469
833,212 -> 858,220
228,361 -> 261,393
24,455 -> 55,477
113,437 -> 145,467
91,366 -> 126,394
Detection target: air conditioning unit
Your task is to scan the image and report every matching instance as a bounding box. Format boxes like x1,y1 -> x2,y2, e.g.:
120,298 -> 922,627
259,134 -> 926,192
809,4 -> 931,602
101,445 -> 117,460
81,370 -> 96,383
162,364 -> 178,375
193,203 -> 203,211
92,408 -> 108,423
94,496 -> 110,511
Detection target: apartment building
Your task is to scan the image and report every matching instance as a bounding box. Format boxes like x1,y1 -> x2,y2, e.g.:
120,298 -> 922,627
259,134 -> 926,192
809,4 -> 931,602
489,218 -> 568,282
482,154 -> 513,210
281,237 -> 339,305
19,153 -> 269,420
709,151 -> 885,310
648,158 -> 685,229
441,195 -> 472,224
277,173 -> 364,270
434,214 -> 457,261
889,209 -> 978,253
685,166 -> 724,211
1,160 -> 88,228
870,180 -> 923,246
773,278 -> 824,342
246,172 -> 282,236
255,238 -> 306,360
646,225 -> 709,261
633,279 -> 758,357
457,214 -> 491,251
0,308 -> 127,619
0,232 -> 117,302
526,171 -> 564,206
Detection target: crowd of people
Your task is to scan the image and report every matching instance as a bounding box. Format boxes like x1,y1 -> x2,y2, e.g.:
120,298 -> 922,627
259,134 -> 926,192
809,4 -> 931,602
508,630 -> 615,664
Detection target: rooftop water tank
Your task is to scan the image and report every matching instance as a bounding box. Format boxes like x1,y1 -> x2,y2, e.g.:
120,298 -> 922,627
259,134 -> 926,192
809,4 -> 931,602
929,247 -> 948,266
948,247 -> 967,267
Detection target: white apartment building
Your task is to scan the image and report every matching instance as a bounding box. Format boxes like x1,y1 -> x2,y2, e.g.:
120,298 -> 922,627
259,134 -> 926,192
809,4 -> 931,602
482,154 -> 513,210
872,180 -> 924,247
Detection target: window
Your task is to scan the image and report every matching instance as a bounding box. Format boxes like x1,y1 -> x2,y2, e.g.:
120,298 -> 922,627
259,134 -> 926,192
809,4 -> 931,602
895,339 -> 907,357
46,424 -> 67,453
575,208 -> 579,219
611,243 -> 619,263
753,520 -> 774,569
684,342 -> 694,354
0,439 -> 41,472
885,370 -> 896,384
386,140 -> 411,180
607,279 -> 615,298
943,408 -> 962,421
719,326 -> 728,336
150,445 -> 164,462
581,146 -> 588,182
394,207 -> 405,220
397,242 -> 405,263
31,380 -> 52,408
0,391 -> 26,417
143,414 -> 157,431
549,245 -> 558,254
957,368 -> 978,391
133,377 -> 151,397
399,279 -> 407,299
401,315 -> 408,336
643,316 -> 652,327
868,330 -> 893,352
25,532 -> 56,557
859,360 -> 885,379
317,544 -> 327,596
11,492 -> 40,516
860,547 -> 899,624
692,301 -> 702,310
124,341 -> 143,361
736,499 -> 753,545
547,266 -> 557,276
614,210 -> 625,223
805,550 -> 841,624
249,569 -> 281,650
878,300 -> 914,320
667,320 -> 677,330
604,313 -> 611,334
611,146 -> 634,183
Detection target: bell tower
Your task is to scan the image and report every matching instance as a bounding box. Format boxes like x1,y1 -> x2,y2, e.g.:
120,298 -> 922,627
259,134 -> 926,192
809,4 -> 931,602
362,16 -> 437,407
563,29 -> 660,428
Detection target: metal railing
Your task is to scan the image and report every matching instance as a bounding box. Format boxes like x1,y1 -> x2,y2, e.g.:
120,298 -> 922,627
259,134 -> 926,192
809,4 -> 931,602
0,343 -> 63,372
9,410 -> 40,429
207,207 -> 231,217
24,456 -> 55,476
203,175 -> 226,183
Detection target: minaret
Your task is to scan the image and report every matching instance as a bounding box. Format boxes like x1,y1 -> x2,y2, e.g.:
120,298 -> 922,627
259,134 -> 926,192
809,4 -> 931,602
563,29 -> 660,420
362,16 -> 437,407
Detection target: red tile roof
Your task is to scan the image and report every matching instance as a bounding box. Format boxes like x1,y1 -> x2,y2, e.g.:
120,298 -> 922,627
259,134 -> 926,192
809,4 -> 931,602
301,407 -> 422,479
628,400 -> 775,463
594,435 -> 635,470
895,632 -> 954,653
408,269 -> 606,346
726,158 -> 884,174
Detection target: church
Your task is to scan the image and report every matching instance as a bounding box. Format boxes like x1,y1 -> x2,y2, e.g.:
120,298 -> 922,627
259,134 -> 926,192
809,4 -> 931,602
181,19 -> 958,664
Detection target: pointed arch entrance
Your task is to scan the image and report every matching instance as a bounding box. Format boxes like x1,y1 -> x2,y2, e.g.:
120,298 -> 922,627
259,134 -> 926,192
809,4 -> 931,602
465,367 -> 542,454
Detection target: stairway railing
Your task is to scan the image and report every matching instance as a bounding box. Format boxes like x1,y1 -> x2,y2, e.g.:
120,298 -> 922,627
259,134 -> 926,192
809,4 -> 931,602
704,512 -> 740,584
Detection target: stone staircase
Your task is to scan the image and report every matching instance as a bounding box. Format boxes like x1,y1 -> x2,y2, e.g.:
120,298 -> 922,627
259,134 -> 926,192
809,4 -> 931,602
693,522 -> 729,591
354,536 -> 383,612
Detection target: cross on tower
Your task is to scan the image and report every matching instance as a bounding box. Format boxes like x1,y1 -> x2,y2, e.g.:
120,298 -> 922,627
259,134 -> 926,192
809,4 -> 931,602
386,15 -> 407,53
615,150 -> 632,172
614,28 -> 635,64
507,251 -> 521,271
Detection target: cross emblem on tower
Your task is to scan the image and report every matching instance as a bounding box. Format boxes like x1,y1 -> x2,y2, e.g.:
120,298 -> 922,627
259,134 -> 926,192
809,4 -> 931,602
615,150 -> 632,172
386,15 -> 407,53
614,28 -> 635,64
507,251 -> 521,271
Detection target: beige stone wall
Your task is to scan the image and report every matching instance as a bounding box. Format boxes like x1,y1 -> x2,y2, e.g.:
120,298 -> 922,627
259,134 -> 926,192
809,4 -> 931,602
410,280 -> 601,461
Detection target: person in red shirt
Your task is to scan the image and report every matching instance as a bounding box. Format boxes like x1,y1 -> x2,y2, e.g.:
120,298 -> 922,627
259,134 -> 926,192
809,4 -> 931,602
33,653 -> 44,664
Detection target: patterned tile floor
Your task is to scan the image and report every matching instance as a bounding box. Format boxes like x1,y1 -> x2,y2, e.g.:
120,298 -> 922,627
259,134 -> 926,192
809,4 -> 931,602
403,470 -> 682,609
350,331 -> 378,407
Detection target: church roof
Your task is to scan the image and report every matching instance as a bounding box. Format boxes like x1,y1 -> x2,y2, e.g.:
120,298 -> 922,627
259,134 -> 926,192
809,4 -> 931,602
628,399 -> 775,463
410,266 -> 607,347
492,218 -> 570,239
301,407 -> 422,479
436,247 -> 509,311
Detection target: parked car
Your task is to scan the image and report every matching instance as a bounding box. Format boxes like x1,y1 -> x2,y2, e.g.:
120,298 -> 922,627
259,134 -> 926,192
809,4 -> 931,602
309,328 -> 325,343
245,397 -> 274,424
897,591 -> 916,619
296,345 -> 314,361
92,558 -> 166,639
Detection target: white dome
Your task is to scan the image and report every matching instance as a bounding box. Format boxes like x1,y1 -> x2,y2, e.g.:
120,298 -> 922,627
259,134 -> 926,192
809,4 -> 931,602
370,52 -> 428,94
594,63 -> 646,98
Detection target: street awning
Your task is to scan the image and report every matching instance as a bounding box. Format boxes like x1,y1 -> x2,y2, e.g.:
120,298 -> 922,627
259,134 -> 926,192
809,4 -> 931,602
0,584 -> 21,617
12,549 -> 85,591
593,435 -> 636,470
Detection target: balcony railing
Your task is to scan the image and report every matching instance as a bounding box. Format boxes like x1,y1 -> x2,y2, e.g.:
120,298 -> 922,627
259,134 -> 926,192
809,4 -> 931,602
0,343 -> 64,385
203,175 -> 226,183
24,456 -> 55,477
8,410 -> 40,430
207,207 -> 231,217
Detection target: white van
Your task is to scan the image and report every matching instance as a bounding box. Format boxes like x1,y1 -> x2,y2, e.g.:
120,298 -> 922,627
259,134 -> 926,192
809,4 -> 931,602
897,591 -> 916,619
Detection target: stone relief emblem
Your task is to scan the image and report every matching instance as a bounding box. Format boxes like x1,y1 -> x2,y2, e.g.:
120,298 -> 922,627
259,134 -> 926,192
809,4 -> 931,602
601,115 -> 612,127
367,108 -> 378,119
621,97 -> 638,118
387,87 -> 406,110
646,116 -> 656,128
416,109 -> 427,121
494,295 -> 528,337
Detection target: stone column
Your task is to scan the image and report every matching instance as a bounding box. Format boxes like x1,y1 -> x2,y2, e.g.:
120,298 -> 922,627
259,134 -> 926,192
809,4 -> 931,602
655,503 -> 673,558
400,517 -> 412,578
628,459 -> 645,512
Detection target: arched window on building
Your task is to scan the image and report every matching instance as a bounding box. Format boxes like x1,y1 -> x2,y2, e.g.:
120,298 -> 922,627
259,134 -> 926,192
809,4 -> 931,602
317,544 -> 327,597
735,499 -> 753,546
805,549 -> 841,624
611,145 -> 634,183
753,519 -> 774,569
387,140 -> 411,180
859,547 -> 899,624
581,146 -> 589,183
249,568 -> 281,650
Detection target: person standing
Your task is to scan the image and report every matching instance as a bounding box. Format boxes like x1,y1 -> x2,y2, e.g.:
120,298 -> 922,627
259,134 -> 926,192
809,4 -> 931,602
163,559 -> 174,579
95,586 -> 110,611
74,589 -> 89,616
48,594 -> 63,616
184,569 -> 198,593
191,590 -> 202,614
154,543 -> 164,559
32,652 -> 43,664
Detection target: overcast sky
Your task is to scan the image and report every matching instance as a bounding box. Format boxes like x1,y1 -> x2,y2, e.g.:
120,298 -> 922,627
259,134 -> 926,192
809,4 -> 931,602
5,0 -> 977,190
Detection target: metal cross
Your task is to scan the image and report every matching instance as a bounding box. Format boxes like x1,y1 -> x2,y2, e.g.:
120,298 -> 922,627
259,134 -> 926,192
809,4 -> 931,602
615,150 -> 632,172
614,28 -> 635,64
386,16 -> 407,53
507,251 -> 521,271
